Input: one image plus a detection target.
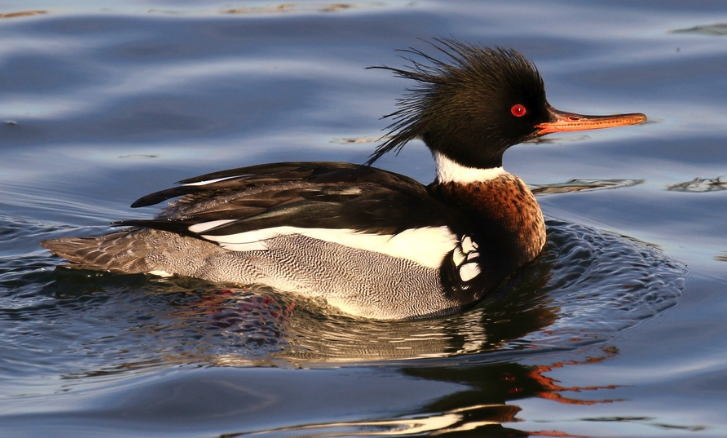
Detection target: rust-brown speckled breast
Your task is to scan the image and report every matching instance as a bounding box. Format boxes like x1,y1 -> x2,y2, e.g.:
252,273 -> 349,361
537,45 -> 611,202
430,173 -> 546,274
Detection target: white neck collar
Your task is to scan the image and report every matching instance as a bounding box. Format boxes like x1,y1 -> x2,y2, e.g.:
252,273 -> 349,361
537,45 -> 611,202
433,152 -> 508,184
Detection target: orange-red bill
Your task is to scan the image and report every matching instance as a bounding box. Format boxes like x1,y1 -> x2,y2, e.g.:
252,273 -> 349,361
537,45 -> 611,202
535,105 -> 647,136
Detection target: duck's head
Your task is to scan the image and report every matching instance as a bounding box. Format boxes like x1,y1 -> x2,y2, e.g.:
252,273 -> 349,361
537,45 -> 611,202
367,39 -> 646,169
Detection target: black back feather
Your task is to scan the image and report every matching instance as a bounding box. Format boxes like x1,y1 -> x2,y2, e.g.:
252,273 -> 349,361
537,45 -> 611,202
118,162 -> 470,242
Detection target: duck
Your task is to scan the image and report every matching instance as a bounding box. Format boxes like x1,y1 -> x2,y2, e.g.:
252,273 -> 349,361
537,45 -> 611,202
41,39 -> 646,320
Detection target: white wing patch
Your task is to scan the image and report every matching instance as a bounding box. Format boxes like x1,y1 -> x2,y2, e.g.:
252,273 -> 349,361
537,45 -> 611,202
459,263 -> 481,282
182,176 -> 240,187
188,219 -> 236,233
197,225 -> 458,269
461,235 -> 477,253
149,270 -> 174,277
454,234 -> 482,282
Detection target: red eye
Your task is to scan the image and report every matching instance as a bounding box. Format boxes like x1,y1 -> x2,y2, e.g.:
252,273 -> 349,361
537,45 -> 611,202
511,104 -> 527,117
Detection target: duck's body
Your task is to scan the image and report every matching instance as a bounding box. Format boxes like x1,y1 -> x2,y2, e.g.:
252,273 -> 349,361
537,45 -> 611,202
41,40 -> 645,320
43,160 -> 543,319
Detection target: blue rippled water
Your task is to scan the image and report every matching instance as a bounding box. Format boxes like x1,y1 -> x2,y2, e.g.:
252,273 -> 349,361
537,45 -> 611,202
1,1 -> 727,437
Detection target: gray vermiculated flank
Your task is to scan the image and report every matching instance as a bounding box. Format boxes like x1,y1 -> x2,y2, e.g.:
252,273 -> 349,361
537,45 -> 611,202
42,229 -> 460,320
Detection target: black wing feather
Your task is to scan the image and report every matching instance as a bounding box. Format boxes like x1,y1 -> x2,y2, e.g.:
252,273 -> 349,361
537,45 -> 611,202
117,162 -> 467,242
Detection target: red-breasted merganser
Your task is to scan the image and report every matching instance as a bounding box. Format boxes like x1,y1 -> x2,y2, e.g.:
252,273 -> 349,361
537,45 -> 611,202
41,39 -> 646,320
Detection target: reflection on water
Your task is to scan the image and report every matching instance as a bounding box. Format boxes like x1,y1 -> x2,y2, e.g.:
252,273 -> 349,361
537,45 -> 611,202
532,178 -> 643,195
0,2 -> 395,18
0,10 -> 47,19
670,23 -> 727,36
221,3 -> 388,15
667,176 -> 727,192
225,403 -> 522,437
208,347 -> 623,437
